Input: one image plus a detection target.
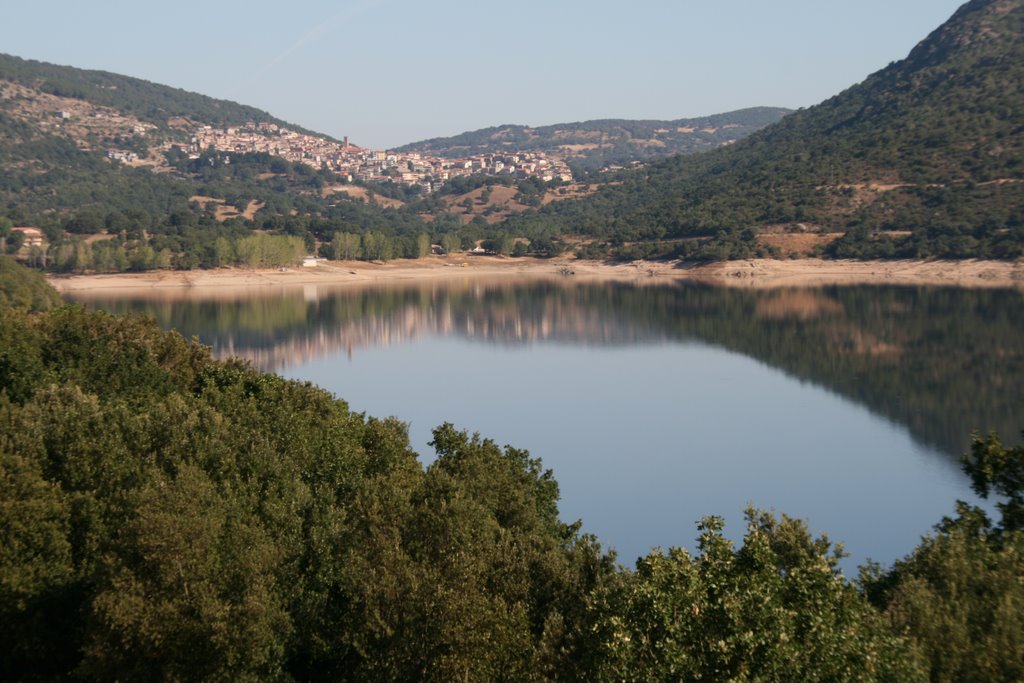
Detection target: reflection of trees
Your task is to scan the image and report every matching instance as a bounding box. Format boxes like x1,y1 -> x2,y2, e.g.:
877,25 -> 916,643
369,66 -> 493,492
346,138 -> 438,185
73,281 -> 1024,460
612,284 -> 1024,461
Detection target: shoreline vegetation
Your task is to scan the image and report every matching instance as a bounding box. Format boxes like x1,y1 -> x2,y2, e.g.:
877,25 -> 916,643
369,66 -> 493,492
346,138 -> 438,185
48,256 -> 1024,295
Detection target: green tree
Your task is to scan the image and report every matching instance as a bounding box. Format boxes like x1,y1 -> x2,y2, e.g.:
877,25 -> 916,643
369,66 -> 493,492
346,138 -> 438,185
64,211 -> 105,235
128,243 -> 156,271
81,464 -> 290,681
440,233 -> 460,255
333,423 -> 612,680
25,244 -> 48,269
863,504 -> 1024,683
416,232 -> 431,258
863,431 -> 1024,682
0,450 -> 75,680
154,247 -> 172,270
4,230 -> 24,255
334,232 -> 361,261
235,234 -> 305,268
362,231 -> 378,261
591,510 -> 923,681
212,236 -> 234,267
962,430 -> 1024,531
0,257 -> 62,312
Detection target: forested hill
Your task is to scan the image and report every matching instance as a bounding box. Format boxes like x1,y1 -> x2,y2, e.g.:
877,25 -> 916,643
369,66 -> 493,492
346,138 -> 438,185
393,107 -> 792,173
0,255 -> 61,311
0,53 -> 323,136
508,0 -> 1024,261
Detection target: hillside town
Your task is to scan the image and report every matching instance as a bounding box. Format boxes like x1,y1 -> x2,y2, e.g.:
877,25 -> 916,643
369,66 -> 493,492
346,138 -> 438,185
172,122 -> 574,192
3,79 -> 571,191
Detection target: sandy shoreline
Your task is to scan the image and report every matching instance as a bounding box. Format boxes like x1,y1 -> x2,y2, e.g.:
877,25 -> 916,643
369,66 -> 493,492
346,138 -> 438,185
48,256 -> 1024,295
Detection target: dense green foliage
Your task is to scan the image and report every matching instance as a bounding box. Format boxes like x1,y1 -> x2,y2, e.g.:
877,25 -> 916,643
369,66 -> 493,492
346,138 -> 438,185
394,107 -> 792,174
862,433 -> 1024,683
0,255 -> 61,311
962,430 -> 1024,531
0,303 -> 615,679
592,512 -> 923,681
505,0 -> 1024,260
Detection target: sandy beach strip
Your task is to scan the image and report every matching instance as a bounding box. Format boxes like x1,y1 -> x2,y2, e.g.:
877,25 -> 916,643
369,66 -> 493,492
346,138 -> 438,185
47,256 -> 1024,295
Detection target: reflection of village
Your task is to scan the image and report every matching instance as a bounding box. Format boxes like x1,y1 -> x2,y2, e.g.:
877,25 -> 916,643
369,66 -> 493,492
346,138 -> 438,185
207,285 -> 665,372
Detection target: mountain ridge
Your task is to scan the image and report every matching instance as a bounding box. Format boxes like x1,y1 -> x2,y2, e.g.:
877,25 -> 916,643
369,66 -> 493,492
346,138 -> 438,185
393,107 -> 793,173
0,52 -> 328,138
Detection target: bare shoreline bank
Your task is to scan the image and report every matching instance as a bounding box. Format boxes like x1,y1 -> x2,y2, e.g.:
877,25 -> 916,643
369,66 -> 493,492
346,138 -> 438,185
48,256 -> 1024,296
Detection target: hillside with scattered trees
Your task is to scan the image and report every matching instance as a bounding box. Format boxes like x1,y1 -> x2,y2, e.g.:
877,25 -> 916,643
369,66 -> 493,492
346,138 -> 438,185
0,53 -> 324,134
504,0 -> 1024,261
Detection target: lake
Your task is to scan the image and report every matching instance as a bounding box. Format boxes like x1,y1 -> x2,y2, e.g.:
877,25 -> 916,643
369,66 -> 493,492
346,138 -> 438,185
68,278 -> 1024,570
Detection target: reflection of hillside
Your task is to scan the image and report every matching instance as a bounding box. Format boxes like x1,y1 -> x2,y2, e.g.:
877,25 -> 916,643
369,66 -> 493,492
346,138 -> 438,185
642,284 -> 1023,460
73,280 -> 1024,461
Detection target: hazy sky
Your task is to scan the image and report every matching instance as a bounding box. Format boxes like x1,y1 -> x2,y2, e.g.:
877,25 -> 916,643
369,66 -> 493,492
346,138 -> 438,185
1,0 -> 966,148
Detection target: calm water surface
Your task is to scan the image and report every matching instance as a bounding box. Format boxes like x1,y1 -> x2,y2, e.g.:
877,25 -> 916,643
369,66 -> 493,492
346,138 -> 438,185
70,279 -> 1023,569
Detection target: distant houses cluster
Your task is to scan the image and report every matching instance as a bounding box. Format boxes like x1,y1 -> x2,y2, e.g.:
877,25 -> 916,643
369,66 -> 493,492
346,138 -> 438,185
106,149 -> 139,163
171,122 -> 573,192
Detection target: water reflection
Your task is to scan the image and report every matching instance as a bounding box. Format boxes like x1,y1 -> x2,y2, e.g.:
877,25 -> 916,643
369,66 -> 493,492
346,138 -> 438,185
71,280 -> 1024,462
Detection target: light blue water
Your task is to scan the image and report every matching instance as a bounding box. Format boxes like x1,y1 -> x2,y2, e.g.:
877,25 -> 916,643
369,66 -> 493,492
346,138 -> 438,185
75,280 -> 1020,572
281,334 -> 979,570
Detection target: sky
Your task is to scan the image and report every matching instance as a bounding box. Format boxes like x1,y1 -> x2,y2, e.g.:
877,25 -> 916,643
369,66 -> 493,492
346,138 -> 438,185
1,0 -> 967,149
